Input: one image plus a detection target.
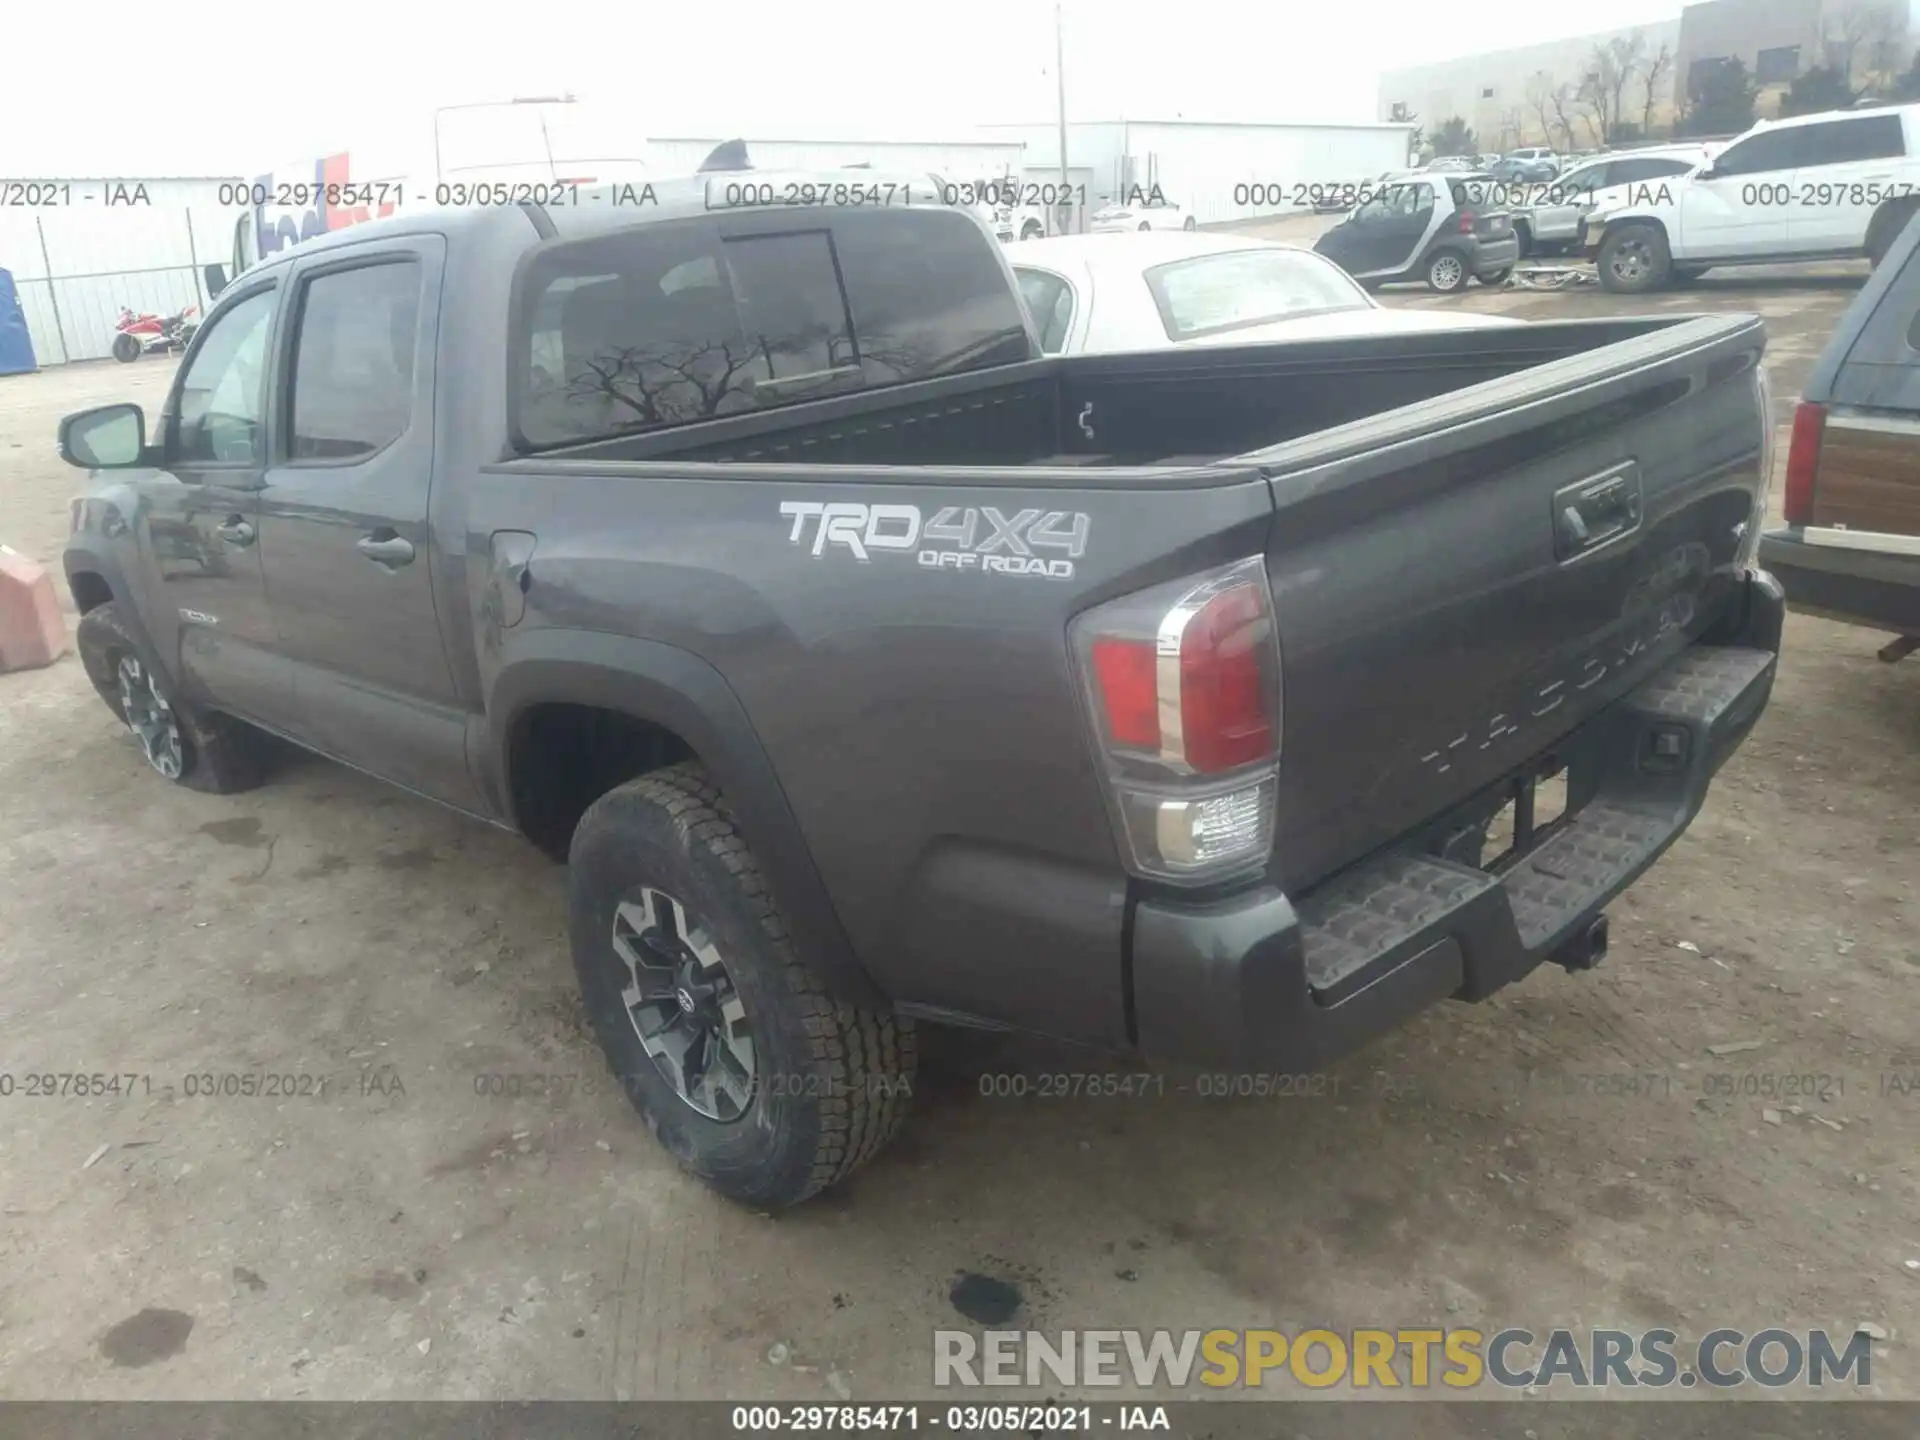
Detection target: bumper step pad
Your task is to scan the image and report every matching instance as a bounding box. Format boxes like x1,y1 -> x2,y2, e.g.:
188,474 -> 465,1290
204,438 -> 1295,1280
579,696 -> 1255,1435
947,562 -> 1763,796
1296,645 -> 1775,1005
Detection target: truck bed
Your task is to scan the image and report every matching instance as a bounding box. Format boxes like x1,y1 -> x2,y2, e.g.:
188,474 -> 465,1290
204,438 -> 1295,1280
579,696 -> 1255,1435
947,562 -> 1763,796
533,317 -> 1699,471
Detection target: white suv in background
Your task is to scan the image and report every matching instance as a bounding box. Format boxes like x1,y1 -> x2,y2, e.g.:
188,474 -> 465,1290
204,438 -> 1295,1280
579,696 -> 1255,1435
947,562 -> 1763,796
1513,143 -> 1716,256
1584,103 -> 1920,292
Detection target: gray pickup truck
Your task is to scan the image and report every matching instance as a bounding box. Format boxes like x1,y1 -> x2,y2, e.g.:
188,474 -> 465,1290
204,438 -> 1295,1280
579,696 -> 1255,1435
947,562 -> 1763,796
57,176 -> 1783,1207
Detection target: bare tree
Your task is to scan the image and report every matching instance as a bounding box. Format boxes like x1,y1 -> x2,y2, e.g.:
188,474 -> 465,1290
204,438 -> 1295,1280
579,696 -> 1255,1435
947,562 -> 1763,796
1640,41 -> 1674,137
1579,34 -> 1646,146
1824,0 -> 1908,87
1548,82 -> 1590,151
1527,71 -> 1571,147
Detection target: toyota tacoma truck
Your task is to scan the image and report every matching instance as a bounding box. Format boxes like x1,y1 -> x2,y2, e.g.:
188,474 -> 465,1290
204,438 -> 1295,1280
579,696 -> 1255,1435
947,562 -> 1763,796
57,174 -> 1783,1208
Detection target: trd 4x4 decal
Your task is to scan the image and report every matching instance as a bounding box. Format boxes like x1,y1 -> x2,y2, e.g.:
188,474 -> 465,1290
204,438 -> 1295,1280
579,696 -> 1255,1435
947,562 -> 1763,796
779,501 -> 1091,579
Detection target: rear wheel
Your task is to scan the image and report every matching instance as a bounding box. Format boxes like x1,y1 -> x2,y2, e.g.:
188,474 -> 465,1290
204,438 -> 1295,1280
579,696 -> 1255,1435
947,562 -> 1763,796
1596,221 -> 1672,294
568,762 -> 916,1208
1425,249 -> 1469,293
110,333 -> 140,364
75,602 -> 271,792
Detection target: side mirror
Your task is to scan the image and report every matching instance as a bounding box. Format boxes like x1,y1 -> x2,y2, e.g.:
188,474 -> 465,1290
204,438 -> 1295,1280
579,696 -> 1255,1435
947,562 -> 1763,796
204,263 -> 229,300
1696,166 -> 1719,182
58,404 -> 147,469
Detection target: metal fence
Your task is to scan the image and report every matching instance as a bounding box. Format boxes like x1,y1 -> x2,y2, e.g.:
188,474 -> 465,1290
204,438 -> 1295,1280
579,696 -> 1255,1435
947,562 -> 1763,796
0,187 -> 238,366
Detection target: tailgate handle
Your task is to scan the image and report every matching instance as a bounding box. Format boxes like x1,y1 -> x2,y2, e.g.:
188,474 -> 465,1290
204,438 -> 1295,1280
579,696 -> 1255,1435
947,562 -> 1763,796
1554,463 -> 1642,561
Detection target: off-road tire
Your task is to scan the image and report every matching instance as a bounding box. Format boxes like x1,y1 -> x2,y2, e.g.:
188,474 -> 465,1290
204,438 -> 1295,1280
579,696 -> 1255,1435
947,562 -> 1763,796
567,761 -> 916,1208
75,601 -> 271,793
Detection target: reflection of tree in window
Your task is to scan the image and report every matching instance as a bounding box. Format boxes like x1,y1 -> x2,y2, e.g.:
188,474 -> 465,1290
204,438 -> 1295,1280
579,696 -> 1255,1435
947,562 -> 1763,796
722,232 -> 858,379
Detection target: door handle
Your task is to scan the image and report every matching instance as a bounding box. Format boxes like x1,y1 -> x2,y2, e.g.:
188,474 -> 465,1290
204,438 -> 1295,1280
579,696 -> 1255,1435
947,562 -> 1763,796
1553,463 -> 1643,561
215,516 -> 255,546
357,532 -> 416,567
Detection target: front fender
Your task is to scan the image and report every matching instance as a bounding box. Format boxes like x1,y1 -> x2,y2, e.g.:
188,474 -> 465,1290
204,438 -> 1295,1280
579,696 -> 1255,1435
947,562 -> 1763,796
484,628 -> 885,1009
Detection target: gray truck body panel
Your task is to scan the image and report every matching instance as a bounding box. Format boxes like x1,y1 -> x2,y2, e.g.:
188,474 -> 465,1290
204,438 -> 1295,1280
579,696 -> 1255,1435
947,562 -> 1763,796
64,193 -> 1782,1066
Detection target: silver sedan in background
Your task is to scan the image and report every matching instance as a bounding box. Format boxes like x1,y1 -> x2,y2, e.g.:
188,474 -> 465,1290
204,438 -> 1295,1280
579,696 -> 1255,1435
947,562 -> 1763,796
1004,233 -> 1522,355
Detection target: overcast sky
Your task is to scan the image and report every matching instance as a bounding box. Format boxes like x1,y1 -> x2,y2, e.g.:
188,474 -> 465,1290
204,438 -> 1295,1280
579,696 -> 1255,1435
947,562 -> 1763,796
9,0 -> 1700,177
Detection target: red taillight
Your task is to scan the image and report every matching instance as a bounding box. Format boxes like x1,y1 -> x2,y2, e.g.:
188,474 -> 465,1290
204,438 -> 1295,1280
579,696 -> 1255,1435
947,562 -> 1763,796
1458,209 -> 1475,233
1783,401 -> 1827,525
1090,637 -> 1159,749
1070,557 -> 1283,884
1179,585 -> 1275,772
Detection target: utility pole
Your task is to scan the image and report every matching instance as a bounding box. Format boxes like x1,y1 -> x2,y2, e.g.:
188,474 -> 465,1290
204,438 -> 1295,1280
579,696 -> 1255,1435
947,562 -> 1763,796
1055,1 -> 1071,232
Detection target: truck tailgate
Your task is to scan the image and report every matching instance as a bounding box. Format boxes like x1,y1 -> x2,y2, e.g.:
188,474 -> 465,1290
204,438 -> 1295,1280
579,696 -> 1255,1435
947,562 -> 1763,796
1248,313 -> 1769,892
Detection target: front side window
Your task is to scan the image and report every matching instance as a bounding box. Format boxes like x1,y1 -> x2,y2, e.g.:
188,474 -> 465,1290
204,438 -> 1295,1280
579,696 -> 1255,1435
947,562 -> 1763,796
1712,129 -> 1804,177
172,288 -> 276,465
1145,248 -> 1372,342
288,261 -> 420,462
1013,267 -> 1075,353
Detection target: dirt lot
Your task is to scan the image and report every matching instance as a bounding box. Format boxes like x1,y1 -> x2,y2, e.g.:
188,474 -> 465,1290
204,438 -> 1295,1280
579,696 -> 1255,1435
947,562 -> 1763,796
0,252 -> 1915,1410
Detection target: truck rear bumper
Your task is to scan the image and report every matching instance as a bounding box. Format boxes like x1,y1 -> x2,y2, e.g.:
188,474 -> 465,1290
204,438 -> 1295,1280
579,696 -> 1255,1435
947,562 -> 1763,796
1128,570 -> 1784,1069
1760,526 -> 1920,635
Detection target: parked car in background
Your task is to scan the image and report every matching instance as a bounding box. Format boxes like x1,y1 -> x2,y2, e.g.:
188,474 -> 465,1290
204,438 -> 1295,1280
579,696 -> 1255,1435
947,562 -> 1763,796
1585,102 -> 1920,292
1511,143 -> 1715,257
1090,195 -> 1195,232
1314,173 -> 1519,292
931,173 -> 1048,242
1760,204 -> 1920,661
1490,154 -> 1559,183
1505,146 -> 1561,172
1423,156 -> 1480,173
1005,233 -> 1520,355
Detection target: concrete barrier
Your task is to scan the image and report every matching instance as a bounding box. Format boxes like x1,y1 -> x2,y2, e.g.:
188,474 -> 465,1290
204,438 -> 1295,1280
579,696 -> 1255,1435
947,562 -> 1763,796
0,547 -> 69,673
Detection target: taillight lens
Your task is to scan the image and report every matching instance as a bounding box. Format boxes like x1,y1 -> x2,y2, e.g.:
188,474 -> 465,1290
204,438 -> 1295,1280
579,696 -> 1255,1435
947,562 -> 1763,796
1071,557 -> 1282,885
1783,401 -> 1826,526
1458,209 -> 1476,233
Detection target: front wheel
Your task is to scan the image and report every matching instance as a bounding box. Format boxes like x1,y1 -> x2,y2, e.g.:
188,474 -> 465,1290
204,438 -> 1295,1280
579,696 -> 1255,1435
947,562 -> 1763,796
1425,250 -> 1469,293
568,762 -> 916,1208
110,333 -> 140,363
74,601 -> 271,792
1596,222 -> 1672,294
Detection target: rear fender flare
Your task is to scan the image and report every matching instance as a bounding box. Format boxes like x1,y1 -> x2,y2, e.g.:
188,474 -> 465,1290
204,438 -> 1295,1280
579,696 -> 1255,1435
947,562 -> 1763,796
485,630 -> 884,1008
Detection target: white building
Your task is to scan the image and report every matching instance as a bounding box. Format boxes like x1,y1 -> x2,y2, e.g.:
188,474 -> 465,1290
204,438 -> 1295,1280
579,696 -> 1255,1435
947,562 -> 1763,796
1378,21 -> 1686,150
0,178 -> 244,366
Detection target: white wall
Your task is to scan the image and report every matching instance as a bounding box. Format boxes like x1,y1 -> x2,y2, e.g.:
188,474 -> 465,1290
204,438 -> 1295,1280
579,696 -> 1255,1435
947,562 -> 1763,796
1118,123 -> 1415,224
0,179 -> 245,366
644,137 -> 1026,181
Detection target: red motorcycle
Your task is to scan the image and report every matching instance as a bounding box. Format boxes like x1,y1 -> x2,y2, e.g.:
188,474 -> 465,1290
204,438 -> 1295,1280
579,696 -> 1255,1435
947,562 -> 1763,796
111,304 -> 199,363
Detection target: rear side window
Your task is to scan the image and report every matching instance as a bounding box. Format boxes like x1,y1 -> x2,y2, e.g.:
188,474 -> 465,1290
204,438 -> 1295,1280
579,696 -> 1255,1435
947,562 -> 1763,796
287,261 -> 420,462
1798,115 -> 1905,167
513,210 -> 1033,448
